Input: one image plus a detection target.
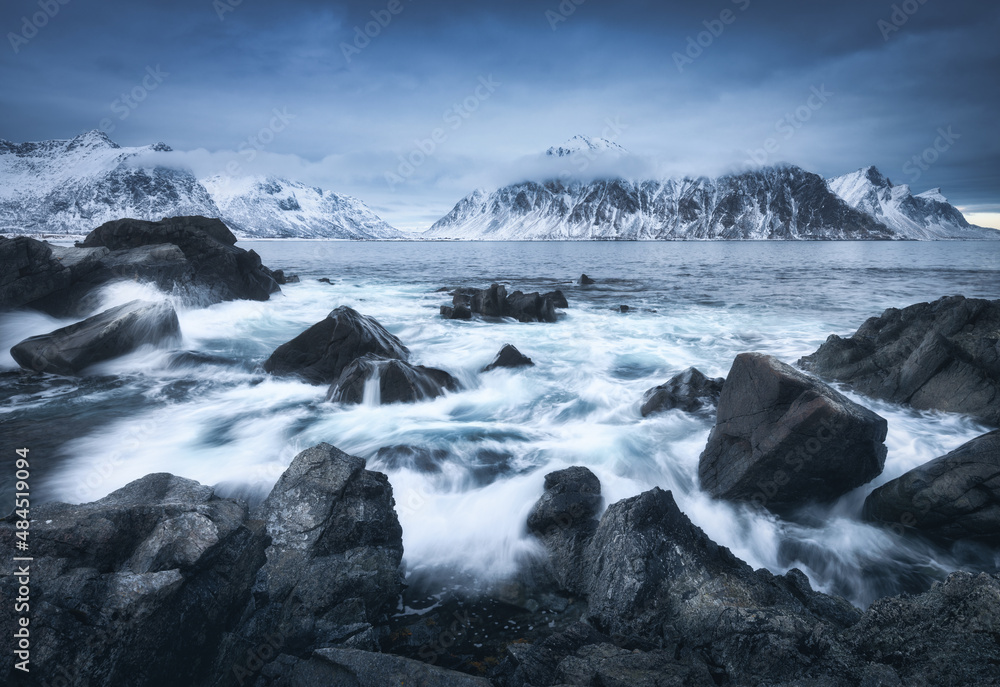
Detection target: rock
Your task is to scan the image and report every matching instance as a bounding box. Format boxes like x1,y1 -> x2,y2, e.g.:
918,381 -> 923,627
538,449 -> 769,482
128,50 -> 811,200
505,290 -> 557,323
328,354 -> 458,405
0,474 -> 267,687
618,304 -> 630,313
527,467 -> 602,594
482,344 -> 535,372
698,353 -> 888,512
229,444 -> 404,666
81,215 -> 281,304
253,648 -> 493,687
863,430 -> 1000,544
579,274 -> 596,285
640,367 -> 725,416
798,296 -> 1000,426
10,299 -> 181,375
543,290 -> 568,308
844,572 -> 1000,687
263,306 -> 409,385
441,283 -> 566,322
270,270 -> 299,285
0,236 -> 75,310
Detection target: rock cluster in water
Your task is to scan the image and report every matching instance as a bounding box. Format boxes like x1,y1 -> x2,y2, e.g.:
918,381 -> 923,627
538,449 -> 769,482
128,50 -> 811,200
441,283 -> 568,322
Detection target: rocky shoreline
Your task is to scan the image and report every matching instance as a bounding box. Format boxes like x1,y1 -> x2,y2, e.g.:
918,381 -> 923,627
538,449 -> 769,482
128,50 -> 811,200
2,218 -> 999,685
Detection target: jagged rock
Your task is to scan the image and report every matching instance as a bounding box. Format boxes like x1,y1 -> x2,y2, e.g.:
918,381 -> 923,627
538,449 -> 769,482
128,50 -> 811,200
252,648 -> 492,686
0,474 -> 267,687
699,353 -> 888,512
482,344 -> 535,372
213,444 -> 404,686
441,283 -> 566,322
10,299 -> 181,374
527,467 -> 602,594
798,295 -> 1000,426
328,354 -> 458,405
863,430 -> 1000,544
844,572 -> 1000,687
579,274 -> 596,285
80,216 -> 281,304
640,367 -> 725,416
263,306 -> 409,385
0,236 -> 76,310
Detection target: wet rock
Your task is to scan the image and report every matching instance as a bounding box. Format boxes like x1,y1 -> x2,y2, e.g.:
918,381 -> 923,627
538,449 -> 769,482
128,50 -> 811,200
863,430 -> 1000,544
482,344 -> 534,372
579,274 -> 596,285
230,444 -> 404,663
527,467 -> 602,594
618,304 -> 630,313
328,354 -> 459,405
441,283 -> 566,322
81,216 -> 281,304
640,367 -> 725,416
270,270 -> 298,285
798,295 -> 1000,426
844,572 -> 1000,687
0,474 -> 267,687
0,236 -> 76,310
699,353 -> 888,512
10,299 -> 181,375
263,306 -> 409,385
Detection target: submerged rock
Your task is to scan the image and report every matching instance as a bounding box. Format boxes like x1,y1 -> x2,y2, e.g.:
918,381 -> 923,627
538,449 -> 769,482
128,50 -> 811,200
640,367 -> 725,416
863,430 -> 1000,544
442,283 -> 566,322
482,344 -> 535,372
579,274 -> 596,285
10,299 -> 180,374
0,474 -> 267,687
798,295 -> 1000,426
328,354 -> 459,405
699,352 -> 888,512
263,306 -> 409,385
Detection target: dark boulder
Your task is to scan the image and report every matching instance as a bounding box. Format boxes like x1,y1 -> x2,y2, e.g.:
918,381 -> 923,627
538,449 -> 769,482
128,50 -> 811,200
863,430 -> 1000,544
0,236 -> 76,310
798,295 -> 1000,426
640,367 -> 725,416
0,474 -> 268,687
441,283 -> 567,322
699,353 -> 888,512
579,274 -> 596,285
226,444 -> 404,667
482,344 -> 534,372
328,354 -> 458,405
10,299 -> 181,375
81,216 -> 281,304
263,306 -> 409,385
527,467 -> 602,594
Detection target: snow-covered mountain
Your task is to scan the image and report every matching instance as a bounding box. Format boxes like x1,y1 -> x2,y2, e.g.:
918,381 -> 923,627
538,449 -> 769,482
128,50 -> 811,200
826,166 -> 996,240
0,131 -> 402,239
545,135 -> 628,158
426,164 -> 896,240
202,176 -> 400,239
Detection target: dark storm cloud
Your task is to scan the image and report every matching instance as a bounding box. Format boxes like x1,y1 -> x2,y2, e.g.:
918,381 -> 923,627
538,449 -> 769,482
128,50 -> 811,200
0,0 -> 997,229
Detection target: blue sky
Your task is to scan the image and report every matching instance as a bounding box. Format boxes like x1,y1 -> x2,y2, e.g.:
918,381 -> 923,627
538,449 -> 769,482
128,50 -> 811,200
2,0 -> 998,230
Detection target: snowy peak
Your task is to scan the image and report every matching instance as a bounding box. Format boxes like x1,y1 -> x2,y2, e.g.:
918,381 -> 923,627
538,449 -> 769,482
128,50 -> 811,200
546,135 -> 628,158
827,167 -> 995,240
0,133 -> 401,239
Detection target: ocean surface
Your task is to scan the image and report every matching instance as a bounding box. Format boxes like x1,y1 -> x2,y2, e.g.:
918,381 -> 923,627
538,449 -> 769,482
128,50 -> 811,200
2,240 -> 999,606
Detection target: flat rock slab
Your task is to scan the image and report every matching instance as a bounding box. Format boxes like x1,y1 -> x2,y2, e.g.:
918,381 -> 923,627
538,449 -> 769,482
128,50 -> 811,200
699,352 -> 888,512
10,299 -> 180,374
